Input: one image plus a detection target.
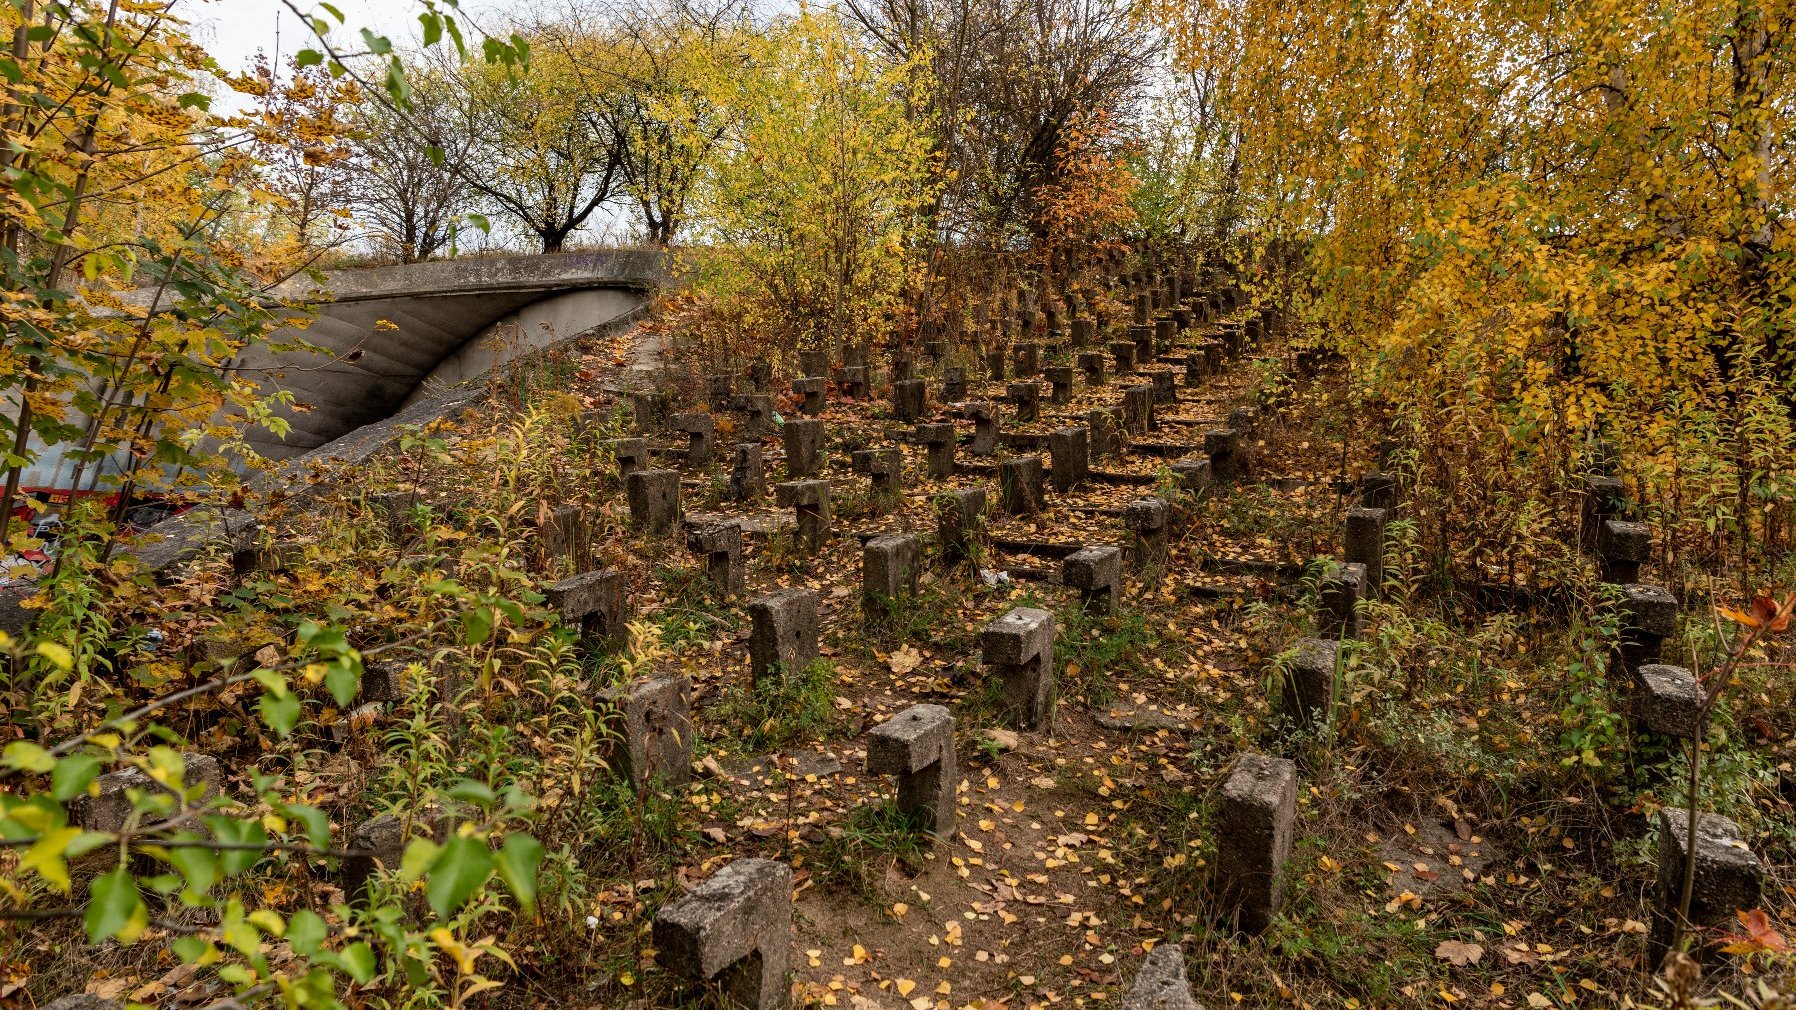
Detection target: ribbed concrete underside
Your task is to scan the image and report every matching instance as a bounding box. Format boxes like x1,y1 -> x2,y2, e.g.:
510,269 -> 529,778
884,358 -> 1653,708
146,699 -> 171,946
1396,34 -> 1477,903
236,251 -> 664,460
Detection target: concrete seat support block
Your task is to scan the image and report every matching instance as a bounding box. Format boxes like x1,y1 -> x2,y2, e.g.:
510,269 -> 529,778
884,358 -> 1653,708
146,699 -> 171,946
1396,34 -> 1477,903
981,607 -> 1055,730
627,469 -> 682,535
939,488 -> 986,566
609,676 -> 694,785
1650,809 -> 1763,963
548,568 -> 628,646
1216,753 -> 1297,934
1120,944 -> 1202,1010
1282,638 -> 1339,733
748,588 -> 820,686
687,521 -> 745,598
867,703 -> 956,838
652,857 -> 793,1010
1063,545 -> 1123,614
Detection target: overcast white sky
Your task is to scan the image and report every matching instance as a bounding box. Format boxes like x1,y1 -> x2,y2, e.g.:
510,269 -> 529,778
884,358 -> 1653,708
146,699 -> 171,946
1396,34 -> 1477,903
192,0 -> 517,77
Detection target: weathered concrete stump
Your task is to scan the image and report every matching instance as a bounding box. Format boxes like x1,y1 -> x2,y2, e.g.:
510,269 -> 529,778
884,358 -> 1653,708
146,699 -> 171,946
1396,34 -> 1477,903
534,506 -> 586,571
1282,638 -> 1339,733
999,455 -> 1046,515
609,437 -> 650,478
1064,545 -> 1123,614
631,390 -> 670,432
893,378 -> 928,422
610,675 -> 694,785
1617,583 -> 1678,676
1121,385 -> 1154,435
1129,324 -> 1155,362
1171,458 -> 1211,494
1222,323 -> 1243,358
1201,341 -> 1222,375
799,348 -> 829,378
748,588 -> 820,684
915,422 -> 957,478
1013,341 -> 1042,378
548,568 -> 629,647
1124,497 -> 1170,570
671,409 -> 718,467
1048,426 -> 1090,491
1079,351 -> 1108,387
1650,809 -> 1763,964
1149,369 -> 1176,407
982,608 -> 1055,730
627,469 -> 682,535
1110,340 -> 1137,376
739,394 -> 776,438
942,366 -> 968,401
938,487 -> 986,566
1216,753 -> 1297,934
706,373 -> 736,407
1072,317 -> 1094,348
792,377 -> 825,416
1008,381 -> 1042,424
653,857 -> 792,1010
1120,944 -> 1202,1010
863,534 -> 922,613
1633,664 -> 1706,739
1344,507 -> 1387,598
867,703 -> 956,838
1205,428 -> 1246,485
968,401 -> 1000,455
986,345 -> 1008,382
1045,365 -> 1075,405
1155,318 -> 1177,355
731,444 -> 766,501
1360,471 -> 1398,512
774,480 -> 831,555
851,447 -> 903,497
1580,475 -> 1627,554
1089,408 -> 1120,459
342,813 -> 433,900
783,418 -> 824,480
1599,519 -> 1651,584
1184,351 -> 1207,387
687,521 -> 745,599
1318,562 -> 1367,640
74,754 -> 223,834
837,365 -> 869,399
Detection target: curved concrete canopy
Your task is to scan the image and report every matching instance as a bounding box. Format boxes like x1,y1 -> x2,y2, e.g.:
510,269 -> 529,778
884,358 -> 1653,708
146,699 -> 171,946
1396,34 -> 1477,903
238,250 -> 666,460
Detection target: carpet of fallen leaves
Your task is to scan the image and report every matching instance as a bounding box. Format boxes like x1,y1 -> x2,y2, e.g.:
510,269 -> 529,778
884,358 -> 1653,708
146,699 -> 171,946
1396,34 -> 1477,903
28,308 -> 1795,1010
538,318 -> 1792,1009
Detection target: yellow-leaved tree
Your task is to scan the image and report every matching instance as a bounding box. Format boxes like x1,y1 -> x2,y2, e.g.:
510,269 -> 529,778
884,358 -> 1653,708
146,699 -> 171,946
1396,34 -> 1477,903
676,9 -> 942,363
1153,0 -> 1795,585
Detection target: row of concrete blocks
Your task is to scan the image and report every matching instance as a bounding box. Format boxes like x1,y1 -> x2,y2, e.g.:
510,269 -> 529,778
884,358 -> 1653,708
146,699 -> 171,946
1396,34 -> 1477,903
67,748 -> 1758,1005
541,494 -> 1148,668
883,300 -> 1265,424
1297,480 -> 1704,741
1321,463 -> 1742,961
650,872 -> 1210,1010
625,270 -> 1255,421
1566,472 -> 1708,737
645,755 -> 1281,1010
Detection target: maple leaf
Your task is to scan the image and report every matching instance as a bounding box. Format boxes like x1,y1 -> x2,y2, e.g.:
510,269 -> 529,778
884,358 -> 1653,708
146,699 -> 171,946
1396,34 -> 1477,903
1718,908 -> 1790,955
887,644 -> 922,674
1434,939 -> 1484,966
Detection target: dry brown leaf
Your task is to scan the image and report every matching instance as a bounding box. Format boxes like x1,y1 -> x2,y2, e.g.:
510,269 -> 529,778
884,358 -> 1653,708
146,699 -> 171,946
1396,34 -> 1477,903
1434,939 -> 1484,966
